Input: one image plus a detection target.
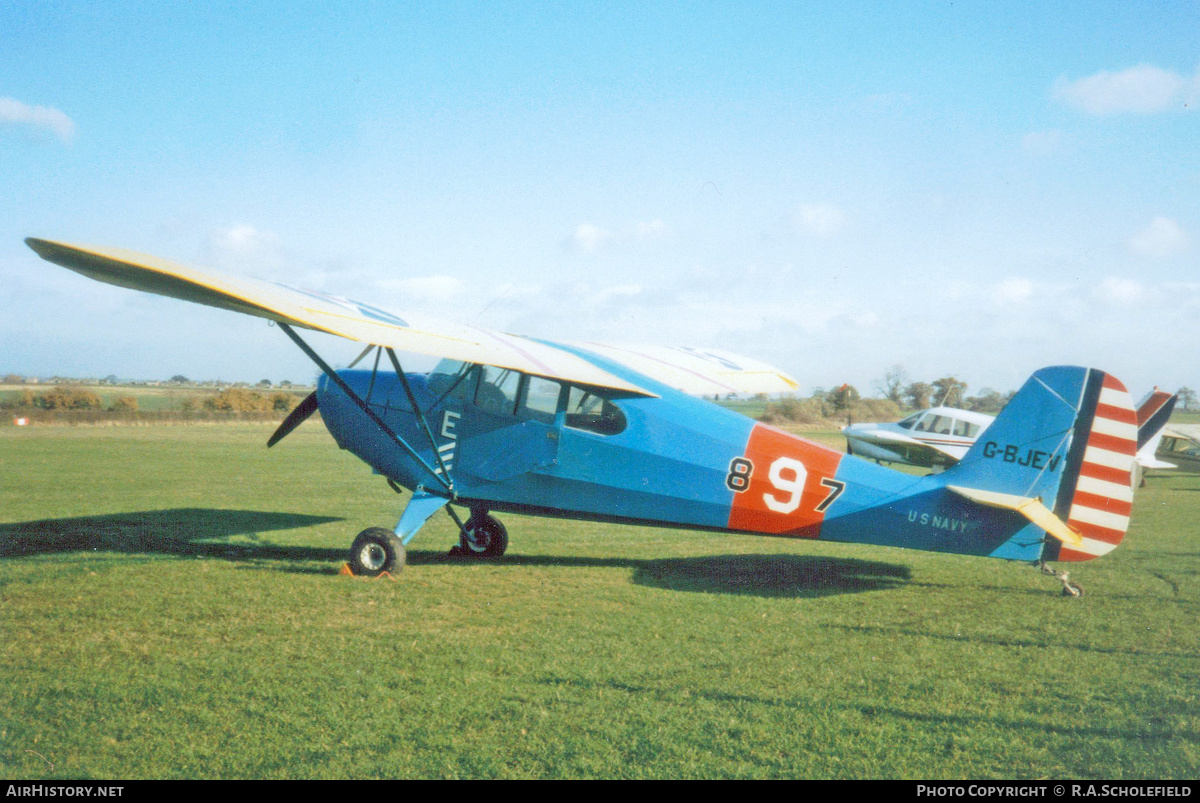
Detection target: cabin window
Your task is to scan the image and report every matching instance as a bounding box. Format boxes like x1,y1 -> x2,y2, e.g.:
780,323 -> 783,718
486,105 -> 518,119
521,376 -> 563,424
565,387 -> 627,436
429,361 -> 625,433
924,415 -> 952,435
476,366 -> 521,416
953,419 -> 980,438
427,360 -> 477,403
1164,437 -> 1200,458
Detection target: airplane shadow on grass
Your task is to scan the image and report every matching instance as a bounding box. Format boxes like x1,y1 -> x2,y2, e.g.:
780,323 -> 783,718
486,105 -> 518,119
1,510 -> 911,597
498,553 -> 911,598
630,554 -> 911,598
0,509 -> 346,563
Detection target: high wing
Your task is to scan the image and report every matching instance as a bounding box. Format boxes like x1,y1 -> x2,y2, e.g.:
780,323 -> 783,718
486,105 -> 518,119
573,341 -> 800,396
26,238 -> 796,398
21,240 -> 768,398
26,238 -> 649,393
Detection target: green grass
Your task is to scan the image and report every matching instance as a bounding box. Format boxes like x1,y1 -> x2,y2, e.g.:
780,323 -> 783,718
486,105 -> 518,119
1,423 -> 1198,779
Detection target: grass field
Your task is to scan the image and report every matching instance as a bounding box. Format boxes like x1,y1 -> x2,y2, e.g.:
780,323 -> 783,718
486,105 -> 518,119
1,422 -> 1198,779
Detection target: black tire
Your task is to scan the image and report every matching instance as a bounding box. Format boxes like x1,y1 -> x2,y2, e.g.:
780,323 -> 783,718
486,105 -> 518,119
350,527 -> 405,576
459,512 -> 508,558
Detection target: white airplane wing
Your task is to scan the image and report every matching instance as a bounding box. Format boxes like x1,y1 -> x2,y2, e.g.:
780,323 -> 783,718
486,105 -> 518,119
850,427 -> 963,460
26,238 -> 655,396
1163,424 -> 1200,442
574,341 -> 800,396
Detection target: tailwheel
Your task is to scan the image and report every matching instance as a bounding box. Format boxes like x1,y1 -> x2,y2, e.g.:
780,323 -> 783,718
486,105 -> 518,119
350,527 -> 406,576
451,511 -> 509,558
1039,562 -> 1083,597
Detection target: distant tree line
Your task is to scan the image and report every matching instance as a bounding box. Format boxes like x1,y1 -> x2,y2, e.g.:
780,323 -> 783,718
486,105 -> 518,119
183,387 -> 298,413
2,385 -> 301,415
872,365 -> 1015,414
758,365 -> 1017,427
3,374 -> 307,389
0,386 -> 136,412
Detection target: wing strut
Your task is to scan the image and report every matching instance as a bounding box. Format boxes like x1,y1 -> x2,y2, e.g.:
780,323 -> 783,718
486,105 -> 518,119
277,323 -> 454,497
384,347 -> 455,485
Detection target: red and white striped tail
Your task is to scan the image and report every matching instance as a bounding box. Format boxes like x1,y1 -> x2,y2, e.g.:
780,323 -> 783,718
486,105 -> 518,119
1057,373 -> 1138,562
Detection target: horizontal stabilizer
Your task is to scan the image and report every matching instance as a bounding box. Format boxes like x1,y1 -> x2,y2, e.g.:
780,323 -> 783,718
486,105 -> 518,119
947,485 -> 1083,549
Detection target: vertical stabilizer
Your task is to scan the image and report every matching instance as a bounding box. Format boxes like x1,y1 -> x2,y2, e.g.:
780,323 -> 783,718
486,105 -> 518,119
1134,389 -> 1178,470
943,367 -> 1137,562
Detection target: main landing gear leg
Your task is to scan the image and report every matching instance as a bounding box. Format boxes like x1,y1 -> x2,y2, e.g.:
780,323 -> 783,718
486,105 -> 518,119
449,509 -> 509,559
1038,562 -> 1083,597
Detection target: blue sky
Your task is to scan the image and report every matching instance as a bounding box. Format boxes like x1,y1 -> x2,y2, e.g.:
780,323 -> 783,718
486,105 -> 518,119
3,2 -> 1197,397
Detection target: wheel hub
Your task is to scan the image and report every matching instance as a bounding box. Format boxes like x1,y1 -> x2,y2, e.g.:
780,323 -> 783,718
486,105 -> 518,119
463,526 -> 489,552
359,543 -> 387,571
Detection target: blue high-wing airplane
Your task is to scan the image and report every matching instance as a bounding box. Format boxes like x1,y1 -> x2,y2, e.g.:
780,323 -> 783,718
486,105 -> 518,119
26,238 -> 1141,596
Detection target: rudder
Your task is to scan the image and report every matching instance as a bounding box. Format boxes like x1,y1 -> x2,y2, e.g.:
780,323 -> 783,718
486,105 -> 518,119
1049,371 -> 1137,561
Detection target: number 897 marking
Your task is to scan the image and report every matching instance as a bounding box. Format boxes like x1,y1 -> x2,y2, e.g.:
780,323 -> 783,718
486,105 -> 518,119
727,456 -> 845,515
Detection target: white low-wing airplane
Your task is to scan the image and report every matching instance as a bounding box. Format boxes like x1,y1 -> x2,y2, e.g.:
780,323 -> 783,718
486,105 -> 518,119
844,390 -> 1177,480
1156,423 -> 1200,473
843,406 -> 994,468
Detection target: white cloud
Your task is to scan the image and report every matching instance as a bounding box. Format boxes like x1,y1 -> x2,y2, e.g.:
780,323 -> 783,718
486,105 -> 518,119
212,224 -> 272,254
848,311 -> 879,329
377,275 -> 466,300
793,203 -> 847,238
995,277 -> 1036,304
589,283 -> 643,305
1126,217 -> 1190,259
206,224 -> 286,275
569,223 -> 611,252
1094,277 -> 1147,306
566,220 -> 673,252
1052,64 -> 1198,115
633,219 -> 671,240
0,97 -> 76,143
1021,130 -> 1064,155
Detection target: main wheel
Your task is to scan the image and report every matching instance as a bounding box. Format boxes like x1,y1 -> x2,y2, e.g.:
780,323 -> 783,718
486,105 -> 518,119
350,527 -> 405,576
458,512 -> 508,558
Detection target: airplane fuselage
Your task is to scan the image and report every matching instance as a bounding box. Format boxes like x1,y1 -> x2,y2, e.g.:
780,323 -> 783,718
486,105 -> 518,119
316,353 -> 1052,563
